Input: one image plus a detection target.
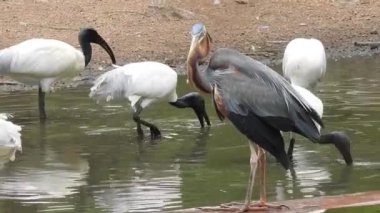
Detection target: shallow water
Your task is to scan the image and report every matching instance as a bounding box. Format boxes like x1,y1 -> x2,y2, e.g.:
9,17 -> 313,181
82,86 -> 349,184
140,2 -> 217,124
0,55 -> 379,212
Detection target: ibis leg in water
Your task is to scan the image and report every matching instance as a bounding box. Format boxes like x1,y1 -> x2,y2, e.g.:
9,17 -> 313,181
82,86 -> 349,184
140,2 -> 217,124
130,92 -> 211,140
38,85 -> 46,121
132,101 -> 161,140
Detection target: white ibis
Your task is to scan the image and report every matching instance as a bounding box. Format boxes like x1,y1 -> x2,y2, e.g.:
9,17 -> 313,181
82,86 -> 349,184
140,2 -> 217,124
282,38 -> 326,90
282,38 -> 352,165
185,23 -> 351,211
89,61 -> 210,140
0,114 -> 22,162
0,28 -> 116,121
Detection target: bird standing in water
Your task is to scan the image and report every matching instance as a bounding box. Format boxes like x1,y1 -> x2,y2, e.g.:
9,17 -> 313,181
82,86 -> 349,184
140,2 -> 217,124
185,23 -> 350,211
89,61 -> 210,140
0,28 -> 116,121
282,38 -> 352,165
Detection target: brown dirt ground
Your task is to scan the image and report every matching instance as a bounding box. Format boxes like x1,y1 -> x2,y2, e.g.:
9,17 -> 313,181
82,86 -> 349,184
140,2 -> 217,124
0,0 -> 379,89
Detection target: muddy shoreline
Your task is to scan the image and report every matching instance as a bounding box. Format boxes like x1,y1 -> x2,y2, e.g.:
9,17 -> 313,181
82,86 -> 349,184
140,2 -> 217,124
1,0 -> 379,91
1,41 -> 378,93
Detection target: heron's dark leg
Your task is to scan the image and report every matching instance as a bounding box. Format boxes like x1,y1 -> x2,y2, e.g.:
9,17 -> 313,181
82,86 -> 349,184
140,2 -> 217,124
287,132 -> 295,161
38,84 -> 47,122
132,103 -> 161,140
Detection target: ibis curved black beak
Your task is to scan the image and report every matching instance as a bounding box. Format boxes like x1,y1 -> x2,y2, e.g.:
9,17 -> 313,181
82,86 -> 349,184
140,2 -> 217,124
79,28 -> 116,66
319,131 -> 353,165
170,92 -> 211,128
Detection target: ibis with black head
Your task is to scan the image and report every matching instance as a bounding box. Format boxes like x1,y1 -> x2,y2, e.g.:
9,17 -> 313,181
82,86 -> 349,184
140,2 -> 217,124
89,61 -> 210,140
0,28 -> 116,121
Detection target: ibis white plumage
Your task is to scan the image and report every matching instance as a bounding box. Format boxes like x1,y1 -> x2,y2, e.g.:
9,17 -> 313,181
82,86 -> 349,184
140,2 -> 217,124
0,114 -> 22,162
0,28 -> 116,121
89,61 -> 210,139
282,38 -> 352,165
282,38 -> 326,89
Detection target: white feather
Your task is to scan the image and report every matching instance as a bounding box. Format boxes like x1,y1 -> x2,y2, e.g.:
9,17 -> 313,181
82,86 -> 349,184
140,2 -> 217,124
0,38 -> 85,92
90,66 -> 131,102
0,113 -> 22,161
89,61 -> 178,109
291,84 -> 323,132
283,38 -> 326,89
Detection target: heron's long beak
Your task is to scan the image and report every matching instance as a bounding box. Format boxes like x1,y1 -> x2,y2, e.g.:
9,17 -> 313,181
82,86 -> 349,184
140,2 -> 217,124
188,36 -> 199,59
186,23 -> 213,93
188,31 -> 212,61
186,35 -> 199,85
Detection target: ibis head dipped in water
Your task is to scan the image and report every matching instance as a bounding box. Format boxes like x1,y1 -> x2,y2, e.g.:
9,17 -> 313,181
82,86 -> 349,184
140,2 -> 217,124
283,38 -> 352,165
0,28 -> 116,121
89,61 -> 210,140
186,23 -> 351,211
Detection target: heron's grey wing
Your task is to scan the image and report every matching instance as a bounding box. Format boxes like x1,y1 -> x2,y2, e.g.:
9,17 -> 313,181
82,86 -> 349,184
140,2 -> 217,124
208,48 -> 323,129
211,72 -> 290,169
211,67 -> 321,142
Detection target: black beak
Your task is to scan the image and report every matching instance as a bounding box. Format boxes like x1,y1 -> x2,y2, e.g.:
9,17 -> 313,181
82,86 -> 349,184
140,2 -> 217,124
94,35 -> 116,65
320,131 -> 353,165
170,92 -> 211,128
79,28 -> 116,65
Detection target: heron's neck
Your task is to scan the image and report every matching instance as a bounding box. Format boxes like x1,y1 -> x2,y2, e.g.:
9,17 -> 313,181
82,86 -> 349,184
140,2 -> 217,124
186,51 -> 212,94
79,39 -> 92,67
